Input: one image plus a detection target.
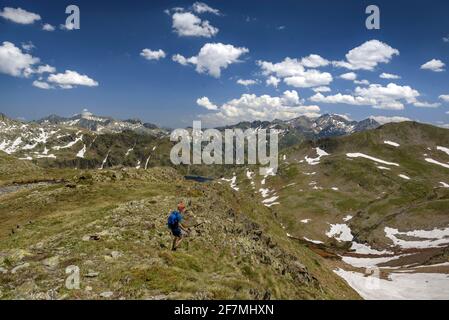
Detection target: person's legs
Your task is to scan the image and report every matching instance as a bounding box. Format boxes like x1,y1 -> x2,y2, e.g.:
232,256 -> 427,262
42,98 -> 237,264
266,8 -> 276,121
175,236 -> 183,249
172,236 -> 178,250
171,228 -> 183,250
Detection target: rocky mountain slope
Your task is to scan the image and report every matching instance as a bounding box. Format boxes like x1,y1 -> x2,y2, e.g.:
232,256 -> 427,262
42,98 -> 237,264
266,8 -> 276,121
36,109 -> 166,135
1,111 -> 448,300
0,160 -> 357,299
1,112 -> 378,171
219,121 -> 449,299
218,114 -> 379,148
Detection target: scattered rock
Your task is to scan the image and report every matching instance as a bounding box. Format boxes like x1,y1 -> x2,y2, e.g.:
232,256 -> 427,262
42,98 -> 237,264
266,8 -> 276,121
82,235 -> 101,241
147,294 -> 168,300
0,267 -> 7,274
8,249 -> 32,263
85,286 -> 93,292
11,262 -> 30,274
100,291 -> 114,298
85,271 -> 99,278
42,256 -> 60,269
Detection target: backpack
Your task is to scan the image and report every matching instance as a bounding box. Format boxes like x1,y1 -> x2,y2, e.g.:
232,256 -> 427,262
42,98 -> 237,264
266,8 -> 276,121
167,211 -> 180,229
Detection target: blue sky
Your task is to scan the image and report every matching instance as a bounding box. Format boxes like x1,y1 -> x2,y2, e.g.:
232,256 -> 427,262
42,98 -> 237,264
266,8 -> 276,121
0,0 -> 448,128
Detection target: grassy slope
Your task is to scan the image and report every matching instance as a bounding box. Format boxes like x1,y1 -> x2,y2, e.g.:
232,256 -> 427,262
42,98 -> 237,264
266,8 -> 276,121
0,166 -> 358,300
266,122 -> 449,249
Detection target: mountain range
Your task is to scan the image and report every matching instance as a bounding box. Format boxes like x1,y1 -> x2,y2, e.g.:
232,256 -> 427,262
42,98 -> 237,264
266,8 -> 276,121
1,111 -> 448,300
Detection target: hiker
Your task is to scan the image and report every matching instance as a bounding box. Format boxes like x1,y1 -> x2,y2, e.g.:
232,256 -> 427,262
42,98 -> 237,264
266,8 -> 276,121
167,202 -> 190,251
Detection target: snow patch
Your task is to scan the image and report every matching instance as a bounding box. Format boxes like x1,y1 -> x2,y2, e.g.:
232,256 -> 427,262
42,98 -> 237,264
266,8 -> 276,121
305,148 -> 329,165
384,226 -> 449,249
384,141 -> 400,147
326,223 -> 353,242
334,269 -> 449,300
425,158 -> 449,169
346,153 -> 399,167
436,146 -> 449,156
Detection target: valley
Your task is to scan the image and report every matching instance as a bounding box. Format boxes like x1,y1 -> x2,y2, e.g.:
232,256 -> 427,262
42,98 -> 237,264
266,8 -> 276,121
0,111 -> 448,300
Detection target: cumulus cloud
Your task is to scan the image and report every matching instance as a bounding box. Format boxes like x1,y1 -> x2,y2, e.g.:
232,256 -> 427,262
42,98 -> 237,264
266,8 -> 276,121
35,64 -> 56,74
284,71 -> 333,88
257,56 -> 332,88
196,97 -> 218,110
300,54 -> 330,68
140,48 -> 166,60
413,101 -> 441,108
198,90 -> 321,126
312,86 -> 331,93
444,36 -> 449,43
32,80 -> 52,90
42,23 -> 55,31
173,43 -> 249,78
266,76 -> 280,88
237,79 -> 257,86
370,115 -> 411,125
340,72 -> 357,81
380,72 -> 401,79
172,54 -> 190,66
310,83 -> 421,110
421,59 -> 445,72
21,41 -> 35,51
354,79 -> 370,85
334,40 -> 399,71
48,70 -> 99,88
0,41 -> 40,77
0,7 -> 41,24
439,95 -> 449,103
171,11 -> 218,37
192,2 -> 220,15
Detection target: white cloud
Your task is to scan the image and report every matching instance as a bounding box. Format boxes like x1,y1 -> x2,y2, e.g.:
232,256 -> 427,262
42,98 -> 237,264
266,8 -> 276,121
257,57 -> 305,78
334,40 -> 399,71
310,92 -> 370,106
48,70 -> 99,88
0,41 -> 40,77
172,54 -> 190,66
354,79 -> 370,85
0,7 -> 41,24
32,80 -> 52,90
421,59 -> 445,72
380,72 -> 401,79
21,41 -> 35,51
60,23 -> 77,31
172,12 -> 218,38
36,64 -> 56,74
196,97 -> 218,110
140,48 -> 166,60
310,83 -> 421,110
257,56 -> 332,88
354,83 -> 420,110
312,86 -> 331,93
173,43 -> 248,78
439,95 -> 449,103
300,54 -> 329,68
192,2 -> 220,15
283,70 -> 333,88
266,76 -> 280,88
370,116 -> 411,125
443,36 -> 449,43
199,90 -> 321,126
237,79 -> 257,86
42,23 -> 55,31
340,72 -> 357,81
413,101 -> 441,108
